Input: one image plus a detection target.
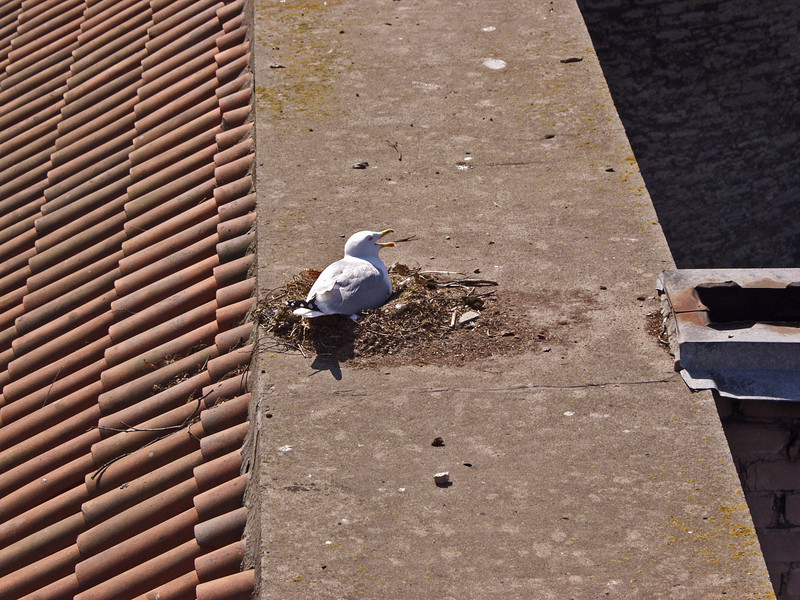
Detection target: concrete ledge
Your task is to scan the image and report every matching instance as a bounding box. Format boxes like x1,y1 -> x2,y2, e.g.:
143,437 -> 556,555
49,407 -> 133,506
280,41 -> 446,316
252,1 -> 772,597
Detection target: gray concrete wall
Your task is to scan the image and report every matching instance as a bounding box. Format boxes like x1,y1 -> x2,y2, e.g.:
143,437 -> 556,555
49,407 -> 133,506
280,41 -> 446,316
578,0 -> 800,268
717,396 -> 800,599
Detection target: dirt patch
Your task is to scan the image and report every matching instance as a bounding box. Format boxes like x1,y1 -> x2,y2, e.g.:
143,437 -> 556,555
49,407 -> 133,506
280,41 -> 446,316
644,301 -> 671,353
255,265 -> 547,368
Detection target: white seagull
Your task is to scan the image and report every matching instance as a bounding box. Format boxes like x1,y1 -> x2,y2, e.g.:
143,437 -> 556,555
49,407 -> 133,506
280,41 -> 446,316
290,229 -> 396,319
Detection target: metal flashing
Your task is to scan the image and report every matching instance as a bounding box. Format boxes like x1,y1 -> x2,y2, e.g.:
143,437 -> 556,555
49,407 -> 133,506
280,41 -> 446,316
658,268 -> 800,401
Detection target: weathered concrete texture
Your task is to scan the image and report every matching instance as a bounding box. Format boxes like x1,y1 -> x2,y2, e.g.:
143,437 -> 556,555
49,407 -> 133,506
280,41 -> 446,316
718,396 -> 800,598
578,0 -> 800,269
251,0 -> 772,597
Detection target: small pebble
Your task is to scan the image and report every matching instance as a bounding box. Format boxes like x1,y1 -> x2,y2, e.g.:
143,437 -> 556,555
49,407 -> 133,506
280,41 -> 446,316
432,437 -> 445,447
434,472 -> 450,487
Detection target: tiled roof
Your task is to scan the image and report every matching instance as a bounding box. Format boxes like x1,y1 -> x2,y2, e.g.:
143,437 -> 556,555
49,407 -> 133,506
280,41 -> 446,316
0,0 -> 256,598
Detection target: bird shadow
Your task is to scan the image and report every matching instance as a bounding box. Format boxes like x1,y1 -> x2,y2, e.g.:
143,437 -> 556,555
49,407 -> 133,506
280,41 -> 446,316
310,354 -> 343,380
305,315 -> 358,380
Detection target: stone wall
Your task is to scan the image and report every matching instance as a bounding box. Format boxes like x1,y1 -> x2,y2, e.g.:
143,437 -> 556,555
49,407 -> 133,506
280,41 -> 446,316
577,0 -> 800,268
716,396 -> 800,599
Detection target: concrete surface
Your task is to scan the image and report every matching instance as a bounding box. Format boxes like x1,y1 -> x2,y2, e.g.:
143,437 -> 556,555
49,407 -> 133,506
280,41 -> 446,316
250,0 -> 773,597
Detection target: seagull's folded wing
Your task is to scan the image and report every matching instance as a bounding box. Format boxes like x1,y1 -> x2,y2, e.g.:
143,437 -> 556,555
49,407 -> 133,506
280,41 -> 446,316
307,260 -> 353,296
308,259 -> 385,314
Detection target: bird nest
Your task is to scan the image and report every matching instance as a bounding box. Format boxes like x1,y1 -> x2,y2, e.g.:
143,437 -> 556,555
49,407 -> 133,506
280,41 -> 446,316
254,264 -> 535,367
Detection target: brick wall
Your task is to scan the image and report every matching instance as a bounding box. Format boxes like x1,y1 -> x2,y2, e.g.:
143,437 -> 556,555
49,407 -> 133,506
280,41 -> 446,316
577,0 -> 800,268
716,396 -> 800,599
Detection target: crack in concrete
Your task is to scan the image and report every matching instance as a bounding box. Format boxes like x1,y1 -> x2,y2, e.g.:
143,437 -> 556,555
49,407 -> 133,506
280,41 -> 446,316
330,374 -> 680,396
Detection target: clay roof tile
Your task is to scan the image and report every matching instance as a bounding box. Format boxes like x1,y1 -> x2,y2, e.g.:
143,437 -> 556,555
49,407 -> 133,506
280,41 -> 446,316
199,422 -> 248,463
131,570 -> 199,600
0,543 -> 81,599
0,453 -> 94,523
0,404 -> 101,473
77,479 -> 198,557
194,540 -> 245,583
194,506 -> 246,549
75,507 -> 199,589
0,485 -> 89,549
0,512 -> 84,576
0,428 -> 101,496
0,382 -> 102,451
83,447 -> 204,523
18,573 -> 80,600
1,1 -> 254,597
74,538 -> 201,600
193,450 -> 242,492
196,570 -> 254,600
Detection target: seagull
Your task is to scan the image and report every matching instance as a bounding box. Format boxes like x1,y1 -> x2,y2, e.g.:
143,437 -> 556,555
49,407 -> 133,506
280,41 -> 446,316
289,229 -> 395,319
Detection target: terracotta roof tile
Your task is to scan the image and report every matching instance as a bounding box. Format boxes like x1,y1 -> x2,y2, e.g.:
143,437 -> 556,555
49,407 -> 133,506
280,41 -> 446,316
0,382 -> 102,448
113,377 -> 215,431
76,507 -> 199,589
195,540 -> 246,582
0,0 -> 255,596
0,512 -> 84,577
18,574 -> 80,600
130,571 -> 199,600
194,449 -> 243,492
195,506 -> 247,549
0,453 -> 94,523
83,446 -> 204,524
0,543 -> 81,599
0,405 -> 100,481
74,539 -> 202,600
14,269 -> 117,334
196,569 -> 254,600
3,350 -> 107,418
200,422 -> 248,463
0,428 -> 100,495
0,484 -> 88,549
76,487 -> 197,564
194,473 -> 247,522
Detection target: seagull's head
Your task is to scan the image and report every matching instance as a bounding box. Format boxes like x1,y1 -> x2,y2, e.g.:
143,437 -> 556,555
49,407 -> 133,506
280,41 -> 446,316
344,229 -> 395,258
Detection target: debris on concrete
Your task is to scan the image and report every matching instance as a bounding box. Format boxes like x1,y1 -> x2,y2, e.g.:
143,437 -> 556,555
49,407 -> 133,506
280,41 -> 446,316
434,472 -> 450,487
458,310 -> 480,325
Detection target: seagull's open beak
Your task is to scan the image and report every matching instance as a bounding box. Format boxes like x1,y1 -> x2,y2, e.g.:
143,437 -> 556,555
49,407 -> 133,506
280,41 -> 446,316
376,228 -> 395,247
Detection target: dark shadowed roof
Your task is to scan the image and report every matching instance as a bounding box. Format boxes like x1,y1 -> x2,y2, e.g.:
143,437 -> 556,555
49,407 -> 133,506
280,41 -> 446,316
0,0 -> 255,598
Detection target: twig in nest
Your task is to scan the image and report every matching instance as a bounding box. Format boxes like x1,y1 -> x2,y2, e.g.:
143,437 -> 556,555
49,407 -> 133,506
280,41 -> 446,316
440,279 -> 499,287
363,328 -> 404,340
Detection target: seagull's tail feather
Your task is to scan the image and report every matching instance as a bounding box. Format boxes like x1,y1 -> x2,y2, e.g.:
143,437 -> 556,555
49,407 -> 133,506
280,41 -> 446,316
288,298 -> 325,318
292,307 -> 326,318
